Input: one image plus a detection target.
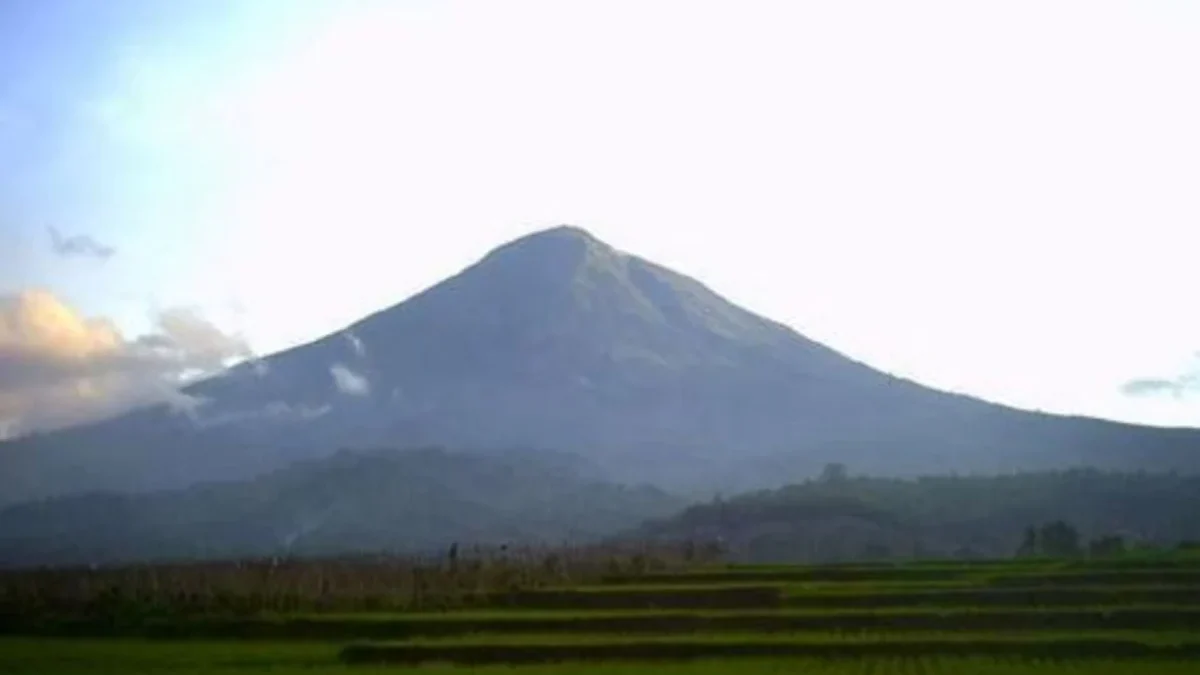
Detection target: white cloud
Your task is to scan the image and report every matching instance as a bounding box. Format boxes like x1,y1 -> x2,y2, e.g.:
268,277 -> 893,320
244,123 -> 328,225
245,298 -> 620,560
1123,356 -> 1200,400
0,290 -> 253,436
191,400 -> 331,429
330,363 -> 370,396
345,331 -> 365,357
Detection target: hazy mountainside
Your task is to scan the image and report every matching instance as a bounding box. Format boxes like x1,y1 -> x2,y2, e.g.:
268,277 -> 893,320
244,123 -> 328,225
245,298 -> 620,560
634,469 -> 1200,563
0,447 -> 682,568
3,225 -> 1200,505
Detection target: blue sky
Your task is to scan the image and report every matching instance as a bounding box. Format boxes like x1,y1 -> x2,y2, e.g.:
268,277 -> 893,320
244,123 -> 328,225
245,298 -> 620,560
1,0 -> 1199,435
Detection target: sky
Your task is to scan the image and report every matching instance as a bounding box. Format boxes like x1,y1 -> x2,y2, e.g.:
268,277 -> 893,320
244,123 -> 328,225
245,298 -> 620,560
1,0 -> 1199,436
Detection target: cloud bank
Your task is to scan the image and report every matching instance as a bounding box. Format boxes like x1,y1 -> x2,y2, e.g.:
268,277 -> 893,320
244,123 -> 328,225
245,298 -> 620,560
0,289 -> 251,436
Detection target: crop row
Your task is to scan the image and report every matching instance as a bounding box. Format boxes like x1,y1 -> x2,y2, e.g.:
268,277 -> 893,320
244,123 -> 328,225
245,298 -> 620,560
0,542 -> 711,619
488,585 -> 1200,611
783,586 -> 1200,609
339,635 -> 1200,665
724,555 -> 1200,572
10,607 -> 1200,640
602,569 -> 1200,587
6,583 -> 1196,625
2,639 -> 1198,675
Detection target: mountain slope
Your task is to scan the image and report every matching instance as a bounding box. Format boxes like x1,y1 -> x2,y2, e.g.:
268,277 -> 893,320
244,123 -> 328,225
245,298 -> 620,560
2,225 -> 1199,504
0,446 -> 682,567
632,469 -> 1200,562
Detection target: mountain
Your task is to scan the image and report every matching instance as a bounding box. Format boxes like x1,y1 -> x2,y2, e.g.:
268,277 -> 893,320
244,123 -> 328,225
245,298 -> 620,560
2,225 -> 1199,505
0,446 -> 682,568
631,469 -> 1200,563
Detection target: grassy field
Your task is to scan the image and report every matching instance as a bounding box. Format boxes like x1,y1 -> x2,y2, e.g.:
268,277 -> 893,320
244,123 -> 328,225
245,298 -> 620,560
2,551 -> 1199,672
1,640 -> 1199,675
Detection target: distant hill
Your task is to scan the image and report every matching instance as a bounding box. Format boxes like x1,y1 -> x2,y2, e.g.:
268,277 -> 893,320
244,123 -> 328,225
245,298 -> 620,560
2,225 -> 1199,505
633,468 -> 1200,563
0,447 -> 682,568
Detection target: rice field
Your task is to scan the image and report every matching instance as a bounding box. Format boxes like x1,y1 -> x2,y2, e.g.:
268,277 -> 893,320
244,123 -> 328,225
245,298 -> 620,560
2,553 -> 1199,673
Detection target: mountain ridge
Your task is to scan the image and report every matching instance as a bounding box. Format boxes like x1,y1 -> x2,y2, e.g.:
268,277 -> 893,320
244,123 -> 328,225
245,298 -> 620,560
2,224 -> 1198,504
0,445 -> 683,567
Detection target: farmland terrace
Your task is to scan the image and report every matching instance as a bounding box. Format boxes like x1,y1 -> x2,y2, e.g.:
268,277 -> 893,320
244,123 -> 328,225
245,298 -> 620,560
2,549 -> 1200,673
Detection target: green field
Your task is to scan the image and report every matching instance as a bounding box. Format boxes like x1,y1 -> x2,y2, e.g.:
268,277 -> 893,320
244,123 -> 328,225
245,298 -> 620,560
2,640 -> 1200,675
3,554 -> 1199,673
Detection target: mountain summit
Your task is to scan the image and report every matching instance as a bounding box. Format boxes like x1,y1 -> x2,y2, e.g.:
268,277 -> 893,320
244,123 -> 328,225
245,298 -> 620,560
2,225 -> 1198,503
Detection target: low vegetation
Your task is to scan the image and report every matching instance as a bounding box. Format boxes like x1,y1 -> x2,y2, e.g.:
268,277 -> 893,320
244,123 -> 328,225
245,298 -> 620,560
2,545 -> 1199,673
0,542 -> 718,621
4,468 -> 1200,672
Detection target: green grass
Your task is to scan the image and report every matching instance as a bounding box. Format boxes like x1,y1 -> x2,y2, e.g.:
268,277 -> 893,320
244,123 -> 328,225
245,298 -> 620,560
233,604 -> 1200,621
5,554 -> 1200,672
601,569 -> 1200,588
0,639 -> 340,674
721,557 -> 1200,571
5,637 -> 1198,674
17,606 -> 1199,641
349,630 -> 1200,645
489,585 -> 783,610
540,580 -> 1200,600
782,585 -> 1199,609
339,631 -> 1200,665
1,640 -> 1197,675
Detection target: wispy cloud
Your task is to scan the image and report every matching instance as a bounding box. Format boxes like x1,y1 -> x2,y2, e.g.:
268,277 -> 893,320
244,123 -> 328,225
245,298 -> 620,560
192,400 -> 331,429
345,331 -> 366,358
330,363 -> 370,396
47,226 -> 116,261
1121,368 -> 1200,399
1122,379 -> 1183,397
